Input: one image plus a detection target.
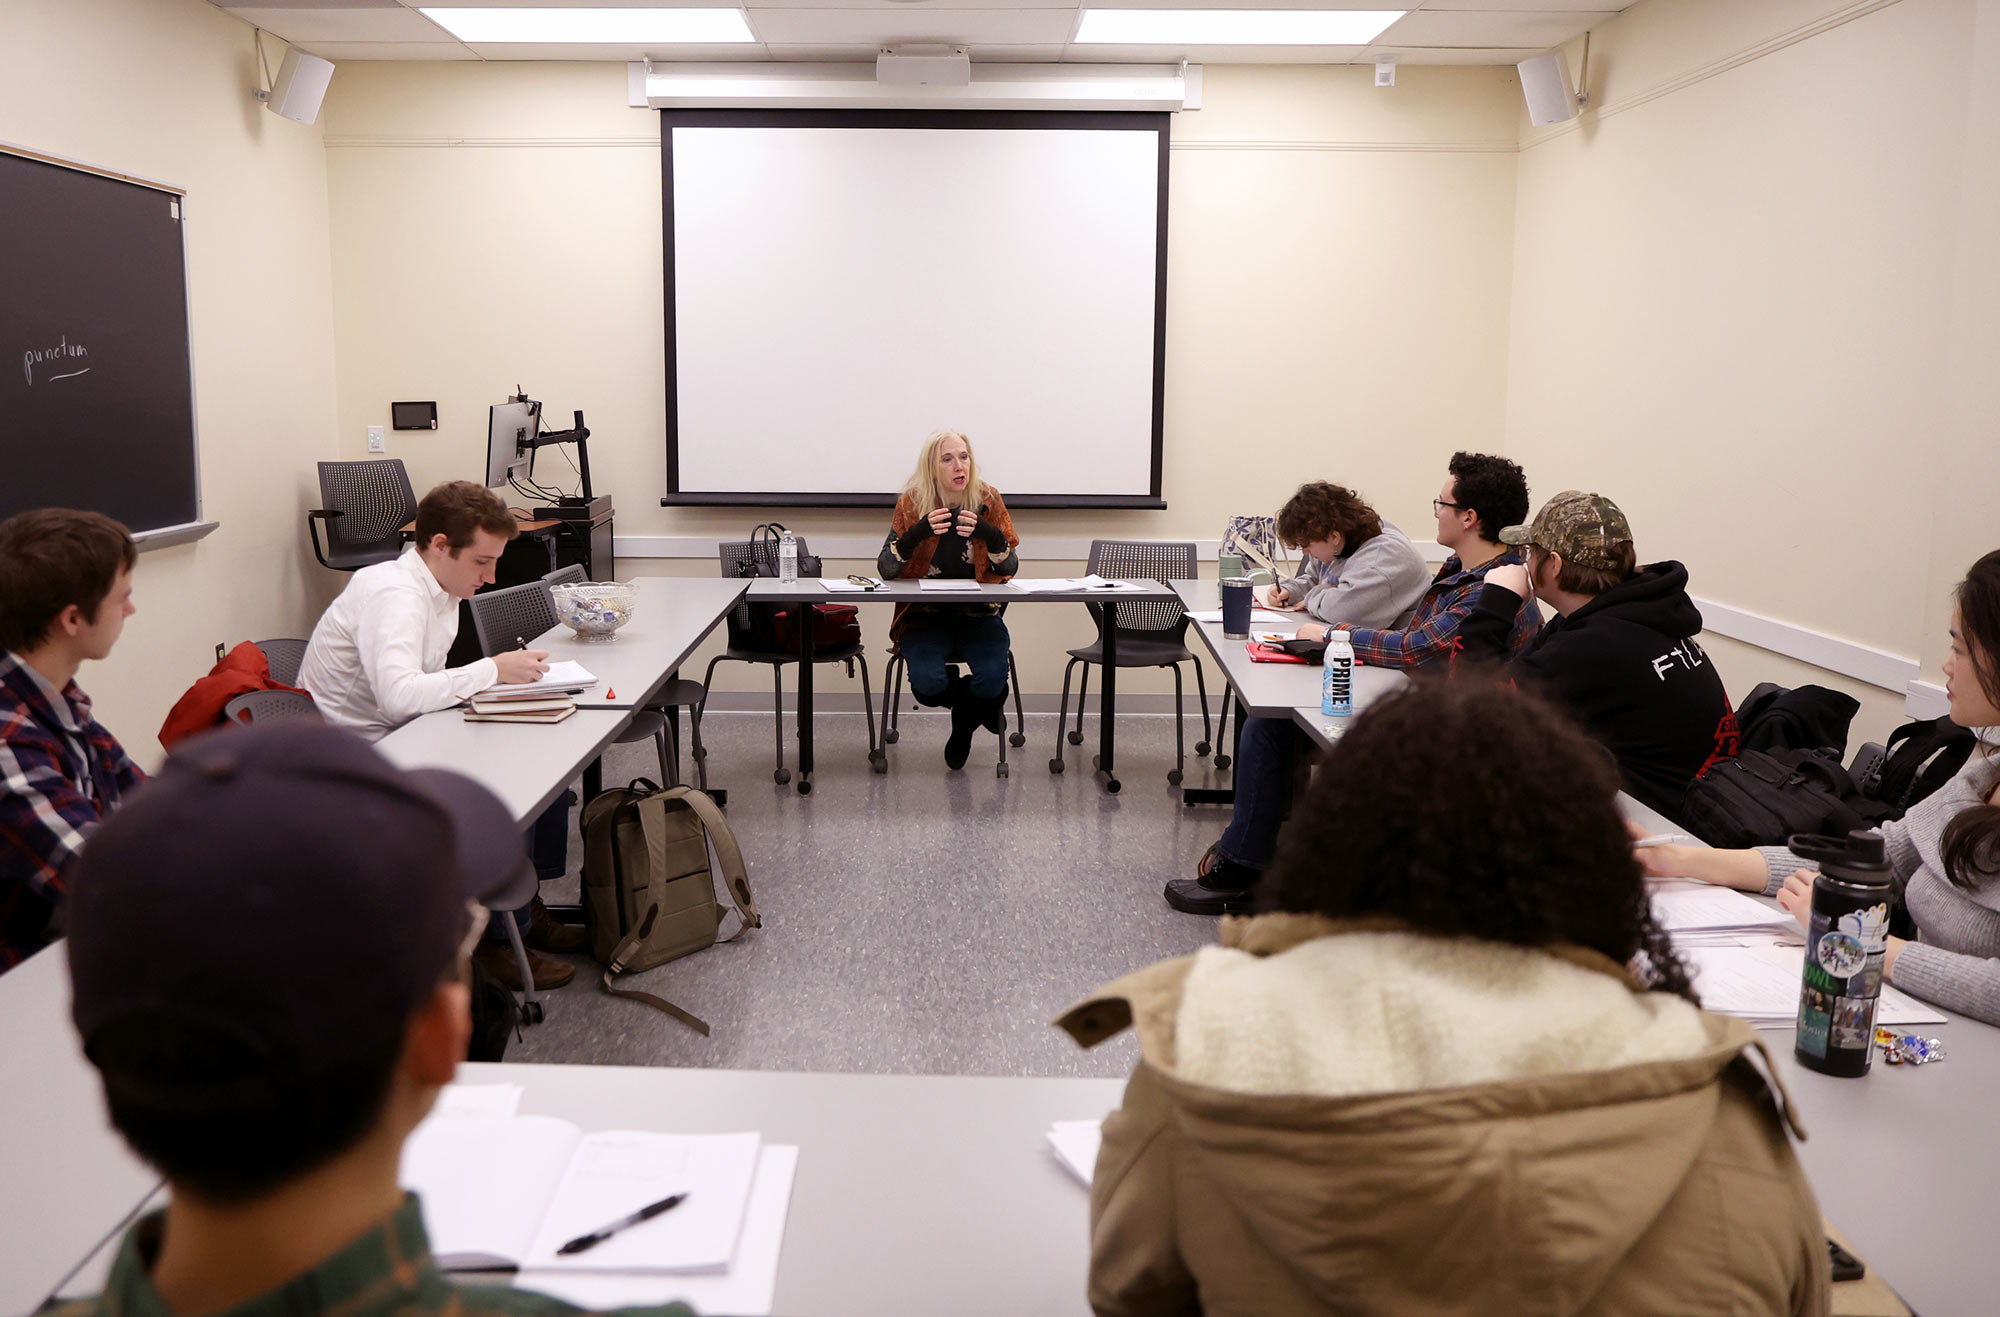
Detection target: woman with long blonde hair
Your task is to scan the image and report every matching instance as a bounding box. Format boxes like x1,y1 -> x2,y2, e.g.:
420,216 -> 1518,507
876,429 -> 1020,770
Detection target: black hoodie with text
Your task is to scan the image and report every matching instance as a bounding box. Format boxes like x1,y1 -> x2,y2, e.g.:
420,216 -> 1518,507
1457,561 -> 1739,822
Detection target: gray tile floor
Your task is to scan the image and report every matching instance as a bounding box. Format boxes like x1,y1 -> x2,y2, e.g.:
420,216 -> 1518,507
512,707 -> 1234,1078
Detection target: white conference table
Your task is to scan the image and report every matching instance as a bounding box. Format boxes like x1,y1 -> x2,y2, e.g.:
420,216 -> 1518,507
745,578 -> 1182,796
528,577 -> 749,711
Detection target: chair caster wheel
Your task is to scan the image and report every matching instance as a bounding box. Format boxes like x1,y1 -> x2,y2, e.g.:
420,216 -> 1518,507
1215,754 -> 1232,771
1195,741 -> 1212,757
797,779 -> 812,795
1009,733 -> 1025,747
1105,778 -> 1122,795
521,1000 -> 545,1025
870,755 -> 887,775
1067,730 -> 1083,746
1049,758 -> 1065,774
996,763 -> 1009,779
775,769 -> 791,785
1168,769 -> 1183,786
884,728 -> 900,745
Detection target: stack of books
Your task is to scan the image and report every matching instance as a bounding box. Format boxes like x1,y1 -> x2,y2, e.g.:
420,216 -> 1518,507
462,660 -> 599,724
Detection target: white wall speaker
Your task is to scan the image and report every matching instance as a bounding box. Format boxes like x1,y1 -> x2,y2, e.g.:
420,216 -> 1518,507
265,47 -> 335,124
1516,51 -> 1576,127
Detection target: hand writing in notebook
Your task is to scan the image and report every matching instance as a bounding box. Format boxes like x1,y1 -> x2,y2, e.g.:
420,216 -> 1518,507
494,645 -> 550,685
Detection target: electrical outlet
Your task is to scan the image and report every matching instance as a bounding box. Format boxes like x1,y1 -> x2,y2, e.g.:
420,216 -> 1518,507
367,425 -> 386,454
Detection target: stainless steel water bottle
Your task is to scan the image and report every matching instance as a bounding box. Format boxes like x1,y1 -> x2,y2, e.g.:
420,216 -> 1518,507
1788,831 -> 1893,1077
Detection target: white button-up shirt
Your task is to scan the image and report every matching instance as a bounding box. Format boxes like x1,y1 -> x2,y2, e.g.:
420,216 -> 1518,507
297,545 -> 499,741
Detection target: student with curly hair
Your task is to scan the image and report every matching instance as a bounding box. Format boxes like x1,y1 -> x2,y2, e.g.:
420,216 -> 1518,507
1064,679 -> 1829,1316
1258,482 -> 1429,628
1645,549 -> 2000,1026
1167,453 -> 1539,916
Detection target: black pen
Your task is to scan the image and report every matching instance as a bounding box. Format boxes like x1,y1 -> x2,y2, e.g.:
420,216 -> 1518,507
555,1192 -> 690,1256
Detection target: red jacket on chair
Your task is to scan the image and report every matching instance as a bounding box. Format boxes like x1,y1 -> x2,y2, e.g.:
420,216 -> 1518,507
158,644 -> 310,749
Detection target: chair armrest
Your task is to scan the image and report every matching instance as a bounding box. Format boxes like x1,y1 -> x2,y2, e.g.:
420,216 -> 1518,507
305,508 -> 344,569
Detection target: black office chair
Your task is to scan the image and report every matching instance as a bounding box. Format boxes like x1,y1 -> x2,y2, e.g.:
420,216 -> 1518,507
252,637 -> 308,688
222,690 -> 322,726
307,459 -> 418,572
543,565 -> 710,790
1050,540 -> 1214,786
467,579 -> 675,785
699,538 -> 875,787
878,634 -> 1026,778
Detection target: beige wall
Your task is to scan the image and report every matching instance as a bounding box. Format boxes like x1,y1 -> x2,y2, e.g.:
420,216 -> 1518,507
4,0 -> 341,764
1504,0 -> 2000,749
320,61 -> 1523,701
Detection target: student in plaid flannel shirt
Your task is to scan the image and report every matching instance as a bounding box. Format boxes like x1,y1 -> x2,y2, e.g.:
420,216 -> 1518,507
1167,454 -> 1541,917
0,508 -> 143,974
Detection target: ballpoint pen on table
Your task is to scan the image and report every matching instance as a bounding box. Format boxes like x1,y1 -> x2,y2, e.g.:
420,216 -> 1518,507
555,1192 -> 690,1256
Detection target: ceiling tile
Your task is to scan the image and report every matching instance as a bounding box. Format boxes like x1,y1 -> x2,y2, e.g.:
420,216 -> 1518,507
293,39 -> 480,58
213,0 -> 402,10
1062,42 -> 1369,64
747,8 -> 1079,45
1378,9 -> 1614,46
758,0 -> 1076,8
1414,1 -> 1631,11
1364,44 -> 1544,65
463,41 -> 772,58
228,6 -> 453,41
762,43 -> 1070,60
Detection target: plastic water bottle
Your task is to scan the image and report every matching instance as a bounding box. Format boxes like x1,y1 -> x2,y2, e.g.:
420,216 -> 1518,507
1789,831 -> 1893,1077
778,529 -> 798,585
1321,634 -> 1353,718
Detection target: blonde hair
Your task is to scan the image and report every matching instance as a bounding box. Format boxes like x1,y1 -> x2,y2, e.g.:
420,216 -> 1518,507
902,428 -> 989,514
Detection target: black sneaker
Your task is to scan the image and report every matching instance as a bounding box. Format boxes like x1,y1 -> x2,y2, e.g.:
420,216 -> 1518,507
980,691 -> 1007,735
1163,877 -> 1254,916
945,699 -> 978,770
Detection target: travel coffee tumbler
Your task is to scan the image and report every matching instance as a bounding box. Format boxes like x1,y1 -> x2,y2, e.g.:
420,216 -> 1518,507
1220,577 -> 1253,639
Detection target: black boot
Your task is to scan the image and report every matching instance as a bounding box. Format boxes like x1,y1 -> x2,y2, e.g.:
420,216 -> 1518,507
979,688 -> 1007,736
943,673 -> 977,770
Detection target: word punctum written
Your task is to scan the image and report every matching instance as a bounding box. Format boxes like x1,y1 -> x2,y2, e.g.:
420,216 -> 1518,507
24,336 -> 90,386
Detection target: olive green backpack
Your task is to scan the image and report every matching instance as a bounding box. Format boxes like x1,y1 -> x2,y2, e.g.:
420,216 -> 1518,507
580,779 -> 759,1035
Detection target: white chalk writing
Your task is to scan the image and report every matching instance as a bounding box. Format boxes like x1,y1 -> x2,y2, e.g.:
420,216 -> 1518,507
23,336 -> 89,386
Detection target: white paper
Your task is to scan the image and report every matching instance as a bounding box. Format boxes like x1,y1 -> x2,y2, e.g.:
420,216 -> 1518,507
918,578 -> 984,592
1650,885 -> 1795,934
1003,578 -> 1085,594
516,1145 -> 798,1316
1047,1120 -> 1102,1187
1188,608 -> 1299,626
818,579 -> 879,592
400,1114 -> 581,1269
1078,574 -> 1143,591
522,1130 -> 762,1273
429,1083 -> 524,1121
1682,945 -> 1949,1027
480,660 -> 599,698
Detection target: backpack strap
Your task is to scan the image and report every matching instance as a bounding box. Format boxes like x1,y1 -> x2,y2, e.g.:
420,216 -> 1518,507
657,784 -> 761,940
602,905 -> 712,1036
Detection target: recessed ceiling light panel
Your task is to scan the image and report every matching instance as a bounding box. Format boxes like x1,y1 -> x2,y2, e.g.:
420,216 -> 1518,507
1074,9 -> 1404,46
420,7 -> 756,44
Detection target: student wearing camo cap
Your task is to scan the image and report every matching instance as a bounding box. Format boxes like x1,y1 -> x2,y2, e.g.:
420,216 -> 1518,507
53,724 -> 694,1317
1456,489 -> 1740,824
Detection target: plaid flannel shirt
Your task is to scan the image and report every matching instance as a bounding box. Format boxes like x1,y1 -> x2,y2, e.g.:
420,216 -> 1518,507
51,1195 -> 697,1317
0,651 -> 143,972
1339,551 -> 1540,670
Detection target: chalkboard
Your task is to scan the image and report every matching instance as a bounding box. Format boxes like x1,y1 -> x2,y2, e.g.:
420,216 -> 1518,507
0,147 -> 208,544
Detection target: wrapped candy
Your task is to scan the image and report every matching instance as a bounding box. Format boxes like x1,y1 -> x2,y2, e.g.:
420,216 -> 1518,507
1872,1026 -> 1945,1065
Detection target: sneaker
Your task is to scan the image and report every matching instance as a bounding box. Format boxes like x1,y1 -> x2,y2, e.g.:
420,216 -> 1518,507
1163,877 -> 1254,916
474,941 -> 576,991
526,896 -> 589,954
945,699 -> 978,770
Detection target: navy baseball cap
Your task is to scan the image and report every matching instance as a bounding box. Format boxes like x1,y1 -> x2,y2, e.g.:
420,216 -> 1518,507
67,724 -> 530,1105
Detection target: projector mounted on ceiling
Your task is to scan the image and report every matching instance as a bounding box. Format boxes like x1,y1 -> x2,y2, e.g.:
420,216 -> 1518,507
877,45 -> 971,88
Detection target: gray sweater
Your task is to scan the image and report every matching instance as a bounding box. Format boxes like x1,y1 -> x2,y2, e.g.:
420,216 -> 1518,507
1275,519 -> 1431,630
1759,751 -> 2000,1025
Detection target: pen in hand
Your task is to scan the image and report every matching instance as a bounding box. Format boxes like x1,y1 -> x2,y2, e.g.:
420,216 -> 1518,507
556,1192 -> 690,1256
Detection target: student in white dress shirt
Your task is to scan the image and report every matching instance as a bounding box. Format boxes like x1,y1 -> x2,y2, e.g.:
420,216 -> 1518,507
299,482 -> 582,989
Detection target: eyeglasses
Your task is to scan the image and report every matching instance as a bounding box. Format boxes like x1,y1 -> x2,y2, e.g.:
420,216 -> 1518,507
1432,499 -> 1467,514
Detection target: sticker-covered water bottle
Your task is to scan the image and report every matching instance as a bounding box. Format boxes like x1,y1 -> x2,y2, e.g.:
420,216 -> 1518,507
1788,831 -> 1892,1077
1321,634 -> 1354,718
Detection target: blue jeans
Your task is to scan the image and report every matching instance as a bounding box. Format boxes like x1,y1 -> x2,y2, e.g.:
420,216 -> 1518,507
899,612 -> 1011,705
1214,716 -> 1304,872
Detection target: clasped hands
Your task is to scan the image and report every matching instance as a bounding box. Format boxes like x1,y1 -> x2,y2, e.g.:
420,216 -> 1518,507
926,507 -> 980,538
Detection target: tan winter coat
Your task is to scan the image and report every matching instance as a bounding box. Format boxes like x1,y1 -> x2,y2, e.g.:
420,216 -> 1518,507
1056,915 -> 1830,1317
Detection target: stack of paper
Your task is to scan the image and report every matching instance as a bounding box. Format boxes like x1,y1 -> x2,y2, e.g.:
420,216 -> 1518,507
1008,576 -> 1145,594
399,1102 -> 796,1314
1681,944 -> 1949,1028
1649,880 -> 1797,948
918,578 -> 983,592
1188,608 -> 1300,627
478,660 -> 599,700
464,695 -> 576,725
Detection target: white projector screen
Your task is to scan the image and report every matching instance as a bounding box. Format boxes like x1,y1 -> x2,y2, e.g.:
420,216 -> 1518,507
661,110 -> 1169,508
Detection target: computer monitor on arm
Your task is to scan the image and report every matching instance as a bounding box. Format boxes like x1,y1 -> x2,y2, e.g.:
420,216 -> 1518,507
486,396 -> 540,489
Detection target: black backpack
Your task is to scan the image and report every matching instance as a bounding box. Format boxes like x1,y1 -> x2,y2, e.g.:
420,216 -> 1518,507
1735,683 -> 1861,759
1862,716 -> 1978,818
1682,747 -> 1894,849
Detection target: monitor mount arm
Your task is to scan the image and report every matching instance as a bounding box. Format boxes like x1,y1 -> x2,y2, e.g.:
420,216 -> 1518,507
522,408 -> 593,502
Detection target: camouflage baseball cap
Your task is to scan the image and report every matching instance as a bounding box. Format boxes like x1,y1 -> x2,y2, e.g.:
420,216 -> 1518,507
1498,491 -> 1633,570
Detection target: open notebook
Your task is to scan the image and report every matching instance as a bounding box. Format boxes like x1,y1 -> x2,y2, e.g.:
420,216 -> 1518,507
399,1115 -> 759,1272
477,660 -> 599,701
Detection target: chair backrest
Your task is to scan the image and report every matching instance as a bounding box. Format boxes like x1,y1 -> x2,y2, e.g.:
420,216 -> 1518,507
253,637 -> 309,688
1084,539 -> 1195,634
223,690 -> 323,727
544,563 -> 588,589
467,579 -> 559,658
316,459 -> 418,562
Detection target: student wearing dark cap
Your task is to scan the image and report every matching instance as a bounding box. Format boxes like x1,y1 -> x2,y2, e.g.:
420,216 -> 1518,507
53,725 -> 694,1317
1457,490 -> 1740,823
0,508 -> 143,975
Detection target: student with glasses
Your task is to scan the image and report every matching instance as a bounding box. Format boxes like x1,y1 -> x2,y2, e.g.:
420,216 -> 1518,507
1167,453 -> 1540,917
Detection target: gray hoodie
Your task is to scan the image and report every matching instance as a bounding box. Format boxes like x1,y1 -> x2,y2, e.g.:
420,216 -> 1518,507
1275,517 -> 1431,629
